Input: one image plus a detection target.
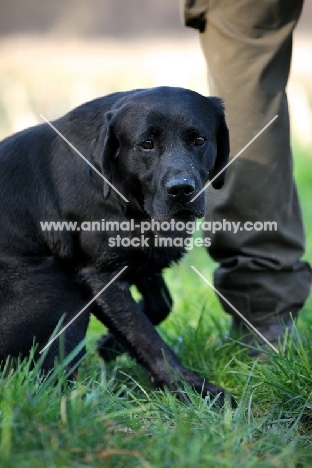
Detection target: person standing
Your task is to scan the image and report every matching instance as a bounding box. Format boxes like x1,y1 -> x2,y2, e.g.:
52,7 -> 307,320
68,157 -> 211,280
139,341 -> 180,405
181,0 -> 311,349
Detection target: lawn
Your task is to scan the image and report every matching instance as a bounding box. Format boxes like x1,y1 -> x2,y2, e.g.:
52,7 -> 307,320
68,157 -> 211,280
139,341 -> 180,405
0,37 -> 312,468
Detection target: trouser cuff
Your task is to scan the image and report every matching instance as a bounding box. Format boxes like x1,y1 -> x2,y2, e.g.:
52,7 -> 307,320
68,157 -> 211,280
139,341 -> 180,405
215,289 -> 299,326
214,262 -> 311,325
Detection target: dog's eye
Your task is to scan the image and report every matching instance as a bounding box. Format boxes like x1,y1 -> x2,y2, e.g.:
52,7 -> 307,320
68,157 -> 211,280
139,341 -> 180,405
140,139 -> 154,150
194,136 -> 206,146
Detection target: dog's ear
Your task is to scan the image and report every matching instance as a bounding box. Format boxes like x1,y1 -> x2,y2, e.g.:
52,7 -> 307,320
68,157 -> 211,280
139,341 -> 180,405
208,97 -> 230,189
92,110 -> 119,200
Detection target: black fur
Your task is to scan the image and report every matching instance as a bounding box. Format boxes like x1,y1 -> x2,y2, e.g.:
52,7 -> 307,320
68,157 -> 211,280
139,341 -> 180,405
0,86 -> 230,403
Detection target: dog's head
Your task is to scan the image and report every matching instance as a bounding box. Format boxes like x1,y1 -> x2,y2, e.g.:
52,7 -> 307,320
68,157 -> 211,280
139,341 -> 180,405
94,87 -> 229,220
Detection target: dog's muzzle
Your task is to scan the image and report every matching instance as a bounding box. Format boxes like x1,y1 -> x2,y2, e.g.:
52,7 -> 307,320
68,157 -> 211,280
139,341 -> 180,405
165,176 -> 196,202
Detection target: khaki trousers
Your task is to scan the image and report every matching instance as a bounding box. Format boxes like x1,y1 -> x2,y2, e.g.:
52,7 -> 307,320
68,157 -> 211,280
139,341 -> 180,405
190,0 -> 311,323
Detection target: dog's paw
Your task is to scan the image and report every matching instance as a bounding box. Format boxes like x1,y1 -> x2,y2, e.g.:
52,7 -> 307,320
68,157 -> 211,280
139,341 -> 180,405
173,370 -> 236,408
201,381 -> 236,408
97,333 -> 126,362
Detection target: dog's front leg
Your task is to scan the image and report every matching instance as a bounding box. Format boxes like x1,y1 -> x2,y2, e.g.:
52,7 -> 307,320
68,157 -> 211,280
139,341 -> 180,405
97,272 -> 172,361
84,270 -> 228,404
135,273 -> 172,325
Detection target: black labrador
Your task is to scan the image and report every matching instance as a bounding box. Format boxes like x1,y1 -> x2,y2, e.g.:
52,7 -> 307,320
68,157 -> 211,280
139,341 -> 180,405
0,86 -> 230,403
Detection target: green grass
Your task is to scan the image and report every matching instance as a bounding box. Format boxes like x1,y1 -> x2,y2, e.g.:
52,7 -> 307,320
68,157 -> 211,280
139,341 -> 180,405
1,141 -> 312,467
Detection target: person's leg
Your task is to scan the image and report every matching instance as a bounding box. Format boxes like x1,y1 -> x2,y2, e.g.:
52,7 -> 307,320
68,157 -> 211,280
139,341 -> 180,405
199,0 -> 311,346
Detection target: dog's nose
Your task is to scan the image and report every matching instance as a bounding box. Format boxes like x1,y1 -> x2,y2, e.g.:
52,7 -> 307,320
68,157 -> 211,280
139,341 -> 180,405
165,177 -> 196,199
